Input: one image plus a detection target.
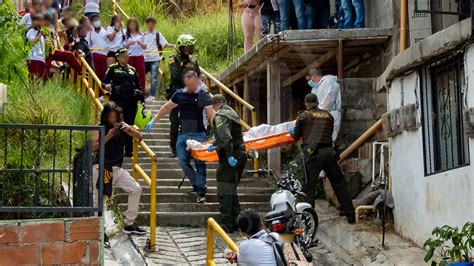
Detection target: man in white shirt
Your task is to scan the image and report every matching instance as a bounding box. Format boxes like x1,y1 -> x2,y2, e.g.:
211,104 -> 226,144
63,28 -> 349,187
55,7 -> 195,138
26,14 -> 46,79
225,211 -> 280,265
20,0 -> 43,28
306,67 -> 342,142
143,16 -> 175,102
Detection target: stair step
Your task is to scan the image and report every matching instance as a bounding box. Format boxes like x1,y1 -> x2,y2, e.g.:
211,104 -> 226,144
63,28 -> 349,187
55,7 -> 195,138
138,186 -> 274,194
122,161 -> 219,170
139,179 -> 271,187
120,202 -> 270,213
134,211 -> 267,226
114,192 -> 271,203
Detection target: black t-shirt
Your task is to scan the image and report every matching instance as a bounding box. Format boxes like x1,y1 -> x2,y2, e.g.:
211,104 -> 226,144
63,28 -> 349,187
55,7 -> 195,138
171,87 -> 212,133
261,0 -> 279,15
103,125 -> 126,167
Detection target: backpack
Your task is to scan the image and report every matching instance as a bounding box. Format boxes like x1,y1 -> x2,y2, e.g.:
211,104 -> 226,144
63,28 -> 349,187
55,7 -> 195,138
155,32 -> 163,52
72,140 -> 94,216
264,234 -> 311,266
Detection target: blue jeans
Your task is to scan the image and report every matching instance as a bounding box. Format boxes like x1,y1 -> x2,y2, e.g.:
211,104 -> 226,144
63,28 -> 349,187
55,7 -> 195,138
304,2 -> 330,29
177,132 -> 208,196
341,0 -> 365,28
262,13 -> 281,35
145,61 -> 160,97
277,0 -> 306,30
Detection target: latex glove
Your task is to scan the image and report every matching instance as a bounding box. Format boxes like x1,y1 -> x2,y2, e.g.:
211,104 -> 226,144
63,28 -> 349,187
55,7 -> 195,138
227,156 -> 238,167
145,121 -> 154,133
289,127 -> 295,135
208,144 -> 215,152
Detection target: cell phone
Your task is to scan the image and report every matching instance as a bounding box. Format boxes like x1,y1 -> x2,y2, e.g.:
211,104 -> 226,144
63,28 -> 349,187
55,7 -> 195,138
114,122 -> 121,129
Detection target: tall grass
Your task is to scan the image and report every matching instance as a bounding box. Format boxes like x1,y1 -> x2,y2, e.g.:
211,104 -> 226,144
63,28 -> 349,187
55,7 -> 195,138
110,0 -> 244,73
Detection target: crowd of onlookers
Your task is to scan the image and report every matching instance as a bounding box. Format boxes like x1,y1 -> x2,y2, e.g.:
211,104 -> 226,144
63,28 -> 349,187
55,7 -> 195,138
240,0 -> 366,51
19,0 -> 174,102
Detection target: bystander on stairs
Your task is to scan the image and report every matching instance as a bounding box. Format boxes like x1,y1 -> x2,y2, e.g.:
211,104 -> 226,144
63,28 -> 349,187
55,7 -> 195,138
118,100 -> 274,226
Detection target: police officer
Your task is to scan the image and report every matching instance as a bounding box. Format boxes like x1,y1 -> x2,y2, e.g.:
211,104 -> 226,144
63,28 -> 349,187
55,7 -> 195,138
290,93 -> 355,223
208,94 -> 247,233
102,47 -> 144,157
167,34 -> 201,157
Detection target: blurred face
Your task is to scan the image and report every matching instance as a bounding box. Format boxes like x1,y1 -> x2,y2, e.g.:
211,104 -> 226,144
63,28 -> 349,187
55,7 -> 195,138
43,0 -> 52,7
63,10 -> 73,19
113,17 -> 122,27
184,77 -> 200,93
79,28 -> 88,38
32,2 -> 42,12
107,111 -> 118,126
183,46 -> 194,55
117,54 -> 129,65
24,2 -> 32,10
146,21 -> 155,32
92,17 -> 101,28
128,21 -> 138,32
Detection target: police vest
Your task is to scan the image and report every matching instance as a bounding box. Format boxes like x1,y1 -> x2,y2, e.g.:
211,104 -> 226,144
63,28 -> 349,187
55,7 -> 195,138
301,109 -> 334,146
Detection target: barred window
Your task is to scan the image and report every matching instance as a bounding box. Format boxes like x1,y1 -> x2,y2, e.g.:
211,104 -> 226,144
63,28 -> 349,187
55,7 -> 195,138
420,53 -> 470,175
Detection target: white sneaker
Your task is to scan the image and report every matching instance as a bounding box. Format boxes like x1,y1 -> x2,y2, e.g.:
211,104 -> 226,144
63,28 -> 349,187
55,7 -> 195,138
99,96 -> 105,103
145,96 -> 155,103
197,195 -> 206,203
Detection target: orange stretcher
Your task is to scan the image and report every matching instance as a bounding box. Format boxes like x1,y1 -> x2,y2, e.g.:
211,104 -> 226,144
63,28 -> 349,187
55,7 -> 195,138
191,132 -> 297,162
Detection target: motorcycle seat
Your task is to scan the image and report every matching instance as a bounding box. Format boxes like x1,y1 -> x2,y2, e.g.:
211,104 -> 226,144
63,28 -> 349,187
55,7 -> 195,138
265,209 -> 286,221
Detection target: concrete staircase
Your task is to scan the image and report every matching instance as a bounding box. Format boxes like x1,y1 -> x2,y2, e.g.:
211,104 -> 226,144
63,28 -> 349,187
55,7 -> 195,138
117,100 -> 274,226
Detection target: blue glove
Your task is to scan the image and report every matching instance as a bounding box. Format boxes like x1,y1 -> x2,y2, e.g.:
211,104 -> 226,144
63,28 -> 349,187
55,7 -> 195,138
208,144 -> 215,152
145,121 -> 154,133
289,127 -> 295,135
227,156 -> 238,167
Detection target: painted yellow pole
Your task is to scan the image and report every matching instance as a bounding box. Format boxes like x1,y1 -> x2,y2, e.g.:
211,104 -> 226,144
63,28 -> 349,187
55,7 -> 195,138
149,159 -> 157,251
400,0 -> 408,52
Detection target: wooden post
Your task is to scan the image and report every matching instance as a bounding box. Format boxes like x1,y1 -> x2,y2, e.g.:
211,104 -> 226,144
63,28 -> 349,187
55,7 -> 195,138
267,59 -> 281,175
337,39 -> 344,79
243,74 -> 250,124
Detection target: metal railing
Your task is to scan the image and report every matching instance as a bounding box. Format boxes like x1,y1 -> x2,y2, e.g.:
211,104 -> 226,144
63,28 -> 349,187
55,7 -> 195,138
67,54 -> 158,250
111,0 -> 260,170
0,124 -> 105,219
206,218 -> 238,266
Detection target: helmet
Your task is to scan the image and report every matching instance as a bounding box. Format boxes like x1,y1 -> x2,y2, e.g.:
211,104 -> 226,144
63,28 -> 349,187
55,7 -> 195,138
176,34 -> 196,48
134,104 -> 152,129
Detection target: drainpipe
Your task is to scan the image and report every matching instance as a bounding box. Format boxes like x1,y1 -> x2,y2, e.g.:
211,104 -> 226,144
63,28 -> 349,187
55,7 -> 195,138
400,0 -> 408,52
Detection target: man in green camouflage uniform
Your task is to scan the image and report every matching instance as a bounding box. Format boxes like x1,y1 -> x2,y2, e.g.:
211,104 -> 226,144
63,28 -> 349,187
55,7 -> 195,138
208,94 -> 247,233
167,34 -> 201,157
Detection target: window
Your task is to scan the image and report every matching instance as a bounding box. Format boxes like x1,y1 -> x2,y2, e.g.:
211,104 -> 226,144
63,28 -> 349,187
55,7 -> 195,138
420,53 -> 470,175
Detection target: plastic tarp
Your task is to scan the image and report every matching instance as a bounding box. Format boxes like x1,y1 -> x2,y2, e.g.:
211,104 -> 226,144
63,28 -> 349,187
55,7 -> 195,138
187,121 -> 297,162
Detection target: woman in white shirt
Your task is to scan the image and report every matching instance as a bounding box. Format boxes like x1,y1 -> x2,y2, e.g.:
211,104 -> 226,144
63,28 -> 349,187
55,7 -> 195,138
124,18 -> 147,92
87,14 -> 109,81
106,15 -> 125,66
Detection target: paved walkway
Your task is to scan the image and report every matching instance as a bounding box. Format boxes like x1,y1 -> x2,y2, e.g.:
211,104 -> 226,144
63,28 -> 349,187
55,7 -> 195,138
127,226 -> 348,265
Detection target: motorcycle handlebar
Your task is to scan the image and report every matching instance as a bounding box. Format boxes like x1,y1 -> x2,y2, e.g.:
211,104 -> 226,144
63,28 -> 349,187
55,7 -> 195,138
247,169 -> 273,176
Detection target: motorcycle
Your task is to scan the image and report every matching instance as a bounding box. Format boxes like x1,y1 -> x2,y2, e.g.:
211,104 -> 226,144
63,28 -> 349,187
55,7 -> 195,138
247,168 -> 319,262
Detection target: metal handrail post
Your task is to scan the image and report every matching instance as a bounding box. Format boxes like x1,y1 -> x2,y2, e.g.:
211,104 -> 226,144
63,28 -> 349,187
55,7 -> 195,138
150,158 -> 157,251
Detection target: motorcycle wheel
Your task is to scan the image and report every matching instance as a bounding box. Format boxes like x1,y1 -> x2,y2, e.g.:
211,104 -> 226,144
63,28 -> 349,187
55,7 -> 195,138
300,208 -> 318,244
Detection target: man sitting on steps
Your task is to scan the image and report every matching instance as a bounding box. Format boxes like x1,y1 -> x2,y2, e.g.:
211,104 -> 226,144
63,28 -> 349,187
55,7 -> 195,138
146,71 -> 215,203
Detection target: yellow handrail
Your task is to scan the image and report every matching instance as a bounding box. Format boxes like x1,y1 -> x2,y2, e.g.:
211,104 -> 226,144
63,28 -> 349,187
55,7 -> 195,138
111,0 -> 260,172
68,55 -> 158,251
206,218 -> 238,266
338,119 -> 383,163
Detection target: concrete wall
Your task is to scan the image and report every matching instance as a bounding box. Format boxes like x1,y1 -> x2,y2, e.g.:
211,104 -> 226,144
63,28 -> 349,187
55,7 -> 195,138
387,47 -> 474,245
0,217 -> 102,265
339,78 -> 387,147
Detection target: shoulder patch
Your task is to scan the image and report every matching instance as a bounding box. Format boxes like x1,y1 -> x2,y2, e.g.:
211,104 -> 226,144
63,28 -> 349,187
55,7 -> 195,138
215,115 -> 224,128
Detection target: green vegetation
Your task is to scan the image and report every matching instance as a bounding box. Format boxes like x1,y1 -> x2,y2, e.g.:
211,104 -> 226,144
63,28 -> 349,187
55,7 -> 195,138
0,0 -> 94,218
73,0 -> 244,73
424,222 -> 474,265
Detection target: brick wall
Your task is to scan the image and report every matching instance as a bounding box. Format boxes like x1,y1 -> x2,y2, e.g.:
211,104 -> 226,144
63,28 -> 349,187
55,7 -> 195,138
0,217 -> 101,265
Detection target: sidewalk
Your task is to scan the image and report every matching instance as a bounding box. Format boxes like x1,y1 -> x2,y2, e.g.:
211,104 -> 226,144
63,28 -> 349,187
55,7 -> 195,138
313,199 -> 427,265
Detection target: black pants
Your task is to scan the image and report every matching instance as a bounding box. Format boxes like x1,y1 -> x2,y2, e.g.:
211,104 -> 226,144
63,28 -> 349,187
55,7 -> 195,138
169,108 -> 179,153
121,104 -> 137,155
304,147 -> 354,215
216,150 -> 247,228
